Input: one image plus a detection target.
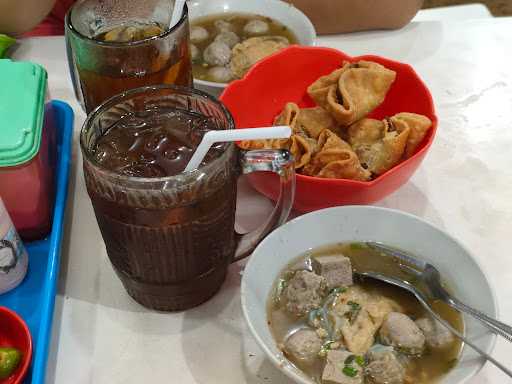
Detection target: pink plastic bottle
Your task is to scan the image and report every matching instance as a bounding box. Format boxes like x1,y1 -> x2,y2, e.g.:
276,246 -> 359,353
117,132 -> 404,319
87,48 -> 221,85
0,60 -> 55,240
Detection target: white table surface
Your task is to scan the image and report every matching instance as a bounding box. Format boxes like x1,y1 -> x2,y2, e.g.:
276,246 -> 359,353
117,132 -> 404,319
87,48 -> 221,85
12,17 -> 512,384
413,4 -> 493,21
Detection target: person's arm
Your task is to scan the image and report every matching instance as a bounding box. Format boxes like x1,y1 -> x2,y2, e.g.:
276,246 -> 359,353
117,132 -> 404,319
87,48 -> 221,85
0,0 -> 57,35
286,0 -> 423,35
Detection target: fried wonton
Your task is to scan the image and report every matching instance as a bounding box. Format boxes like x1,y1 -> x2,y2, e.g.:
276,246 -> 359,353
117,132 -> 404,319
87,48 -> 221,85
230,36 -> 289,79
238,134 -> 316,169
240,103 -> 342,169
238,102 -> 299,151
239,103 -> 319,169
347,117 -> 410,176
307,61 -> 396,126
303,129 -> 371,181
289,135 -> 318,169
237,137 -> 286,151
296,107 -> 340,139
303,149 -> 371,181
271,102 -> 340,139
317,129 -> 352,152
390,112 -> 432,158
274,102 -> 301,129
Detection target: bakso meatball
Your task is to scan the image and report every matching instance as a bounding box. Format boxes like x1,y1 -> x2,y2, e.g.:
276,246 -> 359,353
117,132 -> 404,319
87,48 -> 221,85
207,66 -> 233,83
190,44 -> 200,62
284,270 -> 327,316
244,19 -> 270,35
379,312 -> 425,355
365,350 -> 406,384
283,328 -> 322,366
214,31 -> 240,48
214,19 -> 233,32
203,41 -> 232,66
415,317 -> 454,349
190,26 -> 209,43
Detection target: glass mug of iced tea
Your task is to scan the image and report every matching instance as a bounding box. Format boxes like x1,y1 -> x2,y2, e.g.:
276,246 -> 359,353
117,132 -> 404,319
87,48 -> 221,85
80,85 -> 295,311
65,0 -> 192,113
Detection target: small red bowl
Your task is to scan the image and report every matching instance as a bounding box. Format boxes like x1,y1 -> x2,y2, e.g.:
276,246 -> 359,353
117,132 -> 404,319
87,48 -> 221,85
0,307 -> 32,384
220,46 -> 437,212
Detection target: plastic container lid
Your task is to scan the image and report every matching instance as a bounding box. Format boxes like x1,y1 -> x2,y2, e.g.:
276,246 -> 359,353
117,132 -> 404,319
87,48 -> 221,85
0,59 -> 47,167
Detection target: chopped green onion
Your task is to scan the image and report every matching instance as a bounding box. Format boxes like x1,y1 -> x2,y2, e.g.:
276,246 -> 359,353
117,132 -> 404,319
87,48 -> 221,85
346,301 -> 362,323
329,286 -> 347,296
342,366 -> 358,377
355,355 -> 366,367
344,355 -> 355,365
319,340 -> 336,357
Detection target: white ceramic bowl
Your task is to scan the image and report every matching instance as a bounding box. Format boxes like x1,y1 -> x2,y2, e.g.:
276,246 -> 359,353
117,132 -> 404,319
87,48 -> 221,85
241,206 -> 497,384
187,0 -> 316,97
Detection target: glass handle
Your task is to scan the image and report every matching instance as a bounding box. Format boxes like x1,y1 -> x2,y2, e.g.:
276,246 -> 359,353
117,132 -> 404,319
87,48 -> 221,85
233,149 -> 296,262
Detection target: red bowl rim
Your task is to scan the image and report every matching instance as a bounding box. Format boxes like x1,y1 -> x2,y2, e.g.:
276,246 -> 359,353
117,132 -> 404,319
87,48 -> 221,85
220,45 -> 438,187
0,307 -> 33,384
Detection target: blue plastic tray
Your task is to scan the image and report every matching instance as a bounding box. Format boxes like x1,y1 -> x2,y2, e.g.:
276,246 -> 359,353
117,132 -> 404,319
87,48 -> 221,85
0,100 -> 74,384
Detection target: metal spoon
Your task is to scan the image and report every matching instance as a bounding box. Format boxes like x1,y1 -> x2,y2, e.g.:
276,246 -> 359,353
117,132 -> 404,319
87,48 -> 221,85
366,242 -> 512,341
354,242 -> 512,378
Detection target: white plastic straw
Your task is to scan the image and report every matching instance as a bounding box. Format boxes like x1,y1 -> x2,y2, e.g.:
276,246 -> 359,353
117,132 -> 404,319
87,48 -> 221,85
184,126 -> 292,172
169,0 -> 186,30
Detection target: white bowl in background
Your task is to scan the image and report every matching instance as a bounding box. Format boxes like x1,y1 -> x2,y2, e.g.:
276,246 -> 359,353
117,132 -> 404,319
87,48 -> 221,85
187,0 -> 316,97
241,206 -> 497,384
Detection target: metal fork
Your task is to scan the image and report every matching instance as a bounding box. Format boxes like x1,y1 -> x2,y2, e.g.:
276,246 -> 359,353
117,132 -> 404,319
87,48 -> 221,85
353,242 -> 512,378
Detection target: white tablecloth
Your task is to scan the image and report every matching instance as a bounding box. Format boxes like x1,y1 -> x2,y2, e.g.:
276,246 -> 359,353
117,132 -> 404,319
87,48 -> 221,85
12,17 -> 512,384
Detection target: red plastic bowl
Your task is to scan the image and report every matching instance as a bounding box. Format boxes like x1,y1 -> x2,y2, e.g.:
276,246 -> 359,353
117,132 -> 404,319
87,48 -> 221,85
0,307 -> 32,384
220,46 -> 437,212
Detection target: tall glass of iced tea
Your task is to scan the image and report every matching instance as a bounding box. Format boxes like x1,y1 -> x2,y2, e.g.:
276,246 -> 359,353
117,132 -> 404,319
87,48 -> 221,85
80,85 -> 295,311
65,0 -> 192,113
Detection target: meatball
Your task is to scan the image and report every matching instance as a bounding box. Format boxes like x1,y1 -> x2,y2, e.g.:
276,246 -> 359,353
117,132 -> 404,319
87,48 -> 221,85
214,19 -> 233,32
207,66 -> 233,83
190,26 -> 209,43
203,41 -> 232,66
190,44 -> 200,62
284,270 -> 327,316
244,19 -> 270,35
283,328 -> 322,366
379,312 -> 425,355
214,31 -> 240,48
365,350 -> 406,384
415,317 -> 455,349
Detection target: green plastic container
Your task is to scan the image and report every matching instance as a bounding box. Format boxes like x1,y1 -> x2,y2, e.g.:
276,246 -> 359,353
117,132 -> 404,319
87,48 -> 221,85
0,59 -> 55,240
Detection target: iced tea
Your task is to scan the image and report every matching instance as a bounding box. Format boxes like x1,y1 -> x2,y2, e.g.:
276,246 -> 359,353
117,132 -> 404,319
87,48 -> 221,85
66,0 -> 192,113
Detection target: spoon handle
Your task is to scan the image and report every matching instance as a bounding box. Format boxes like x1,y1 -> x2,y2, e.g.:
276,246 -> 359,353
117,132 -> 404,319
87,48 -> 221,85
446,295 -> 512,343
416,295 -> 512,378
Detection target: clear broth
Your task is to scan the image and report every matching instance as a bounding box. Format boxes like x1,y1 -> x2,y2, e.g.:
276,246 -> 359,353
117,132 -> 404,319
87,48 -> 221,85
268,243 -> 464,384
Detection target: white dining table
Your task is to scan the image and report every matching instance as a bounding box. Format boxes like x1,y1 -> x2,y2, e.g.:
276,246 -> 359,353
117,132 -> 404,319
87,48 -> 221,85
12,17 -> 512,384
